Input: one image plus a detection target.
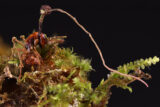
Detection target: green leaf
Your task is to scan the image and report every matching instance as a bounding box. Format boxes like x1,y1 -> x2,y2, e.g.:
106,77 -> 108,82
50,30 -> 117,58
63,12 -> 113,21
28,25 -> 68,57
8,59 -> 19,64
116,56 -> 160,76
122,86 -> 133,93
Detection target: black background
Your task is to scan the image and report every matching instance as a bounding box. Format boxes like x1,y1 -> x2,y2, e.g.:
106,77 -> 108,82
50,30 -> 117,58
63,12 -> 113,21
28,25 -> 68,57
0,0 -> 160,107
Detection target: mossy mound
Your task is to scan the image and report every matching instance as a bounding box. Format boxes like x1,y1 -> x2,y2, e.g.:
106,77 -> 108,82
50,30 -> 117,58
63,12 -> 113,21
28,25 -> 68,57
0,34 -> 159,107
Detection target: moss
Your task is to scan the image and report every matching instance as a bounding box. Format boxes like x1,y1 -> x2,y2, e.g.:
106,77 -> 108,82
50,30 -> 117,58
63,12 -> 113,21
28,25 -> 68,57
0,5 -> 159,107
0,34 -> 159,107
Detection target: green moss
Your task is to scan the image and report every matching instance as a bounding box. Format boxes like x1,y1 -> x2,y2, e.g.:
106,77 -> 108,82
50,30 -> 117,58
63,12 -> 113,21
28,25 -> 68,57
0,34 -> 159,107
111,56 -> 160,79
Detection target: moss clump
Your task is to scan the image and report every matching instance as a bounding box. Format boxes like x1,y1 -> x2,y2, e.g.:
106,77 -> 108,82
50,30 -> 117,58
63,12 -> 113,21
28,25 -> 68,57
0,33 -> 159,107
0,4 -> 159,107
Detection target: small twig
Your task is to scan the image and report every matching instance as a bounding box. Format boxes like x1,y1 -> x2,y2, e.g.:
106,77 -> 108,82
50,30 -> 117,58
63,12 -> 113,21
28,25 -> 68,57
17,52 -> 24,79
11,37 -> 25,79
12,37 -> 25,47
29,85 -> 39,99
39,7 -> 148,87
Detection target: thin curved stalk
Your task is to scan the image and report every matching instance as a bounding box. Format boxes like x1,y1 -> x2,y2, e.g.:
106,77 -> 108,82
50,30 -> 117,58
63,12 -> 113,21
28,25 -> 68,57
39,6 -> 148,87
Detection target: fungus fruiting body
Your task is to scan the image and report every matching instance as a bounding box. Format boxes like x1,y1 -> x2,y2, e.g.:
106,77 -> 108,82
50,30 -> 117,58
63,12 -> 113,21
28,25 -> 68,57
0,5 -> 159,107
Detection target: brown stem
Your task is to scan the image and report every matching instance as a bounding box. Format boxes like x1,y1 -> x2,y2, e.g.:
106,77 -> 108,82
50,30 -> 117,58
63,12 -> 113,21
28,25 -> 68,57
38,14 -> 45,36
12,37 -> 25,47
12,37 -> 25,79
17,52 -> 24,79
39,6 -> 148,87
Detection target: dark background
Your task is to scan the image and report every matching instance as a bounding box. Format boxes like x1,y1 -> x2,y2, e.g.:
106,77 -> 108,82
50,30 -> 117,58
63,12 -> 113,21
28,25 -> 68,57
0,0 -> 160,107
